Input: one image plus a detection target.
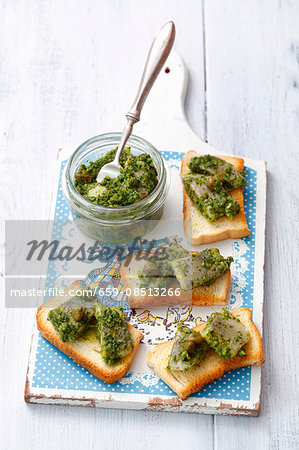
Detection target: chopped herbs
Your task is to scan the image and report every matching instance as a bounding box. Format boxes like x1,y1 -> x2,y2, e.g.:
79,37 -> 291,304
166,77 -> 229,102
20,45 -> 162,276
200,309 -> 250,359
47,294 -> 133,366
138,243 -> 189,290
181,173 -> 241,221
167,324 -> 208,371
74,147 -> 158,207
167,309 -> 251,372
138,243 -> 233,291
188,154 -> 247,190
95,305 -> 133,366
170,248 -> 234,291
47,295 -> 97,343
182,154 -> 247,222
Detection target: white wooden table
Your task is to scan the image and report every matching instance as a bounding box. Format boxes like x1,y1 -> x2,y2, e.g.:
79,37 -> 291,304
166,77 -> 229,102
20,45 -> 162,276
0,1 -> 298,449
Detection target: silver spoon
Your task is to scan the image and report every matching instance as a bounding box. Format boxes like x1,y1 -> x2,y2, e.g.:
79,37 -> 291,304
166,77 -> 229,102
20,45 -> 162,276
96,21 -> 176,183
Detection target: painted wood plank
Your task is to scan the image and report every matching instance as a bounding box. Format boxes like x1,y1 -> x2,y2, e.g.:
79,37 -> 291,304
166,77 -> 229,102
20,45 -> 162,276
203,0 -> 299,449
0,1 -> 214,449
25,138 -> 266,416
1,0 -> 298,448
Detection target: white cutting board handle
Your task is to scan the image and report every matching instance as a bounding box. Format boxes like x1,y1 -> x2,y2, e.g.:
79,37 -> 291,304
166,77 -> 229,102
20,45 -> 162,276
135,50 -> 226,155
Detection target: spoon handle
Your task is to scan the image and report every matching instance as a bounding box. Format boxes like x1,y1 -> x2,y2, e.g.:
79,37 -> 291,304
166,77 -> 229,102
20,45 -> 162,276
114,21 -> 176,163
127,21 -> 176,123
114,117 -> 136,163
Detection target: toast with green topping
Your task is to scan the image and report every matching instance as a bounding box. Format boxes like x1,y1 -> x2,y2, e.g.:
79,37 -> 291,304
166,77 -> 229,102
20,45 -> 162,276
120,248 -> 232,308
147,308 -> 263,400
181,151 -> 250,245
36,281 -> 142,383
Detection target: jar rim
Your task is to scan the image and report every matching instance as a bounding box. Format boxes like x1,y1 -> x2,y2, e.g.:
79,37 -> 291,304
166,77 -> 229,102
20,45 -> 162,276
63,132 -> 169,221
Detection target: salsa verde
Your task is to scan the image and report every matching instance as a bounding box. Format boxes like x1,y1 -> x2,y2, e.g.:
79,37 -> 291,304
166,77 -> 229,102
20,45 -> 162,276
48,296 -> 133,366
170,248 -> 234,290
182,154 -> 247,222
47,294 -> 98,342
167,309 -> 250,372
167,324 -> 208,371
95,304 -> 133,366
137,243 -> 189,290
188,154 -> 247,190
138,243 -> 233,291
200,309 -> 250,359
74,147 -> 158,207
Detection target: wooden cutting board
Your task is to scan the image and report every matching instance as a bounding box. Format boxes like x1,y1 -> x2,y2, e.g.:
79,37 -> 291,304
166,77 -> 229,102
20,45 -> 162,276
25,51 -> 266,415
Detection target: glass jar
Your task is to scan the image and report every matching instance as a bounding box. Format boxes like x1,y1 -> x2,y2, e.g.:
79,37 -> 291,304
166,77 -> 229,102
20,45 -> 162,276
62,132 -> 170,243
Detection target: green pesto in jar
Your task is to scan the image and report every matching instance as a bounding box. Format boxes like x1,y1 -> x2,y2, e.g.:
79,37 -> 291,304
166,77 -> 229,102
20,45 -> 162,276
200,309 -> 250,359
182,154 -> 247,222
167,324 -> 208,371
74,147 -> 158,207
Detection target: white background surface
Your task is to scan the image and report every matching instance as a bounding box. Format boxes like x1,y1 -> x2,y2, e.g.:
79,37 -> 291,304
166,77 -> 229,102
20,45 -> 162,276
0,1 -> 298,449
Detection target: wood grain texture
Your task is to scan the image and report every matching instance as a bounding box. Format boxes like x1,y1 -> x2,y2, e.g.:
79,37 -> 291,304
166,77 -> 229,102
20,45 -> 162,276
0,0 -> 298,449
203,1 -> 299,449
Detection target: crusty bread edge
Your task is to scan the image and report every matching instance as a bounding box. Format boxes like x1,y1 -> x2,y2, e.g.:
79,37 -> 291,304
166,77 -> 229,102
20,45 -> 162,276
181,151 -> 250,245
147,307 -> 264,400
36,281 -> 142,383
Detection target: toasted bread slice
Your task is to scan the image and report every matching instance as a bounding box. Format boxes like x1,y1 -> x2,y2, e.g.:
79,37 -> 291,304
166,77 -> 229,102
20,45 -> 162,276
120,252 -> 231,308
181,151 -> 250,245
36,281 -> 142,383
147,308 -> 263,399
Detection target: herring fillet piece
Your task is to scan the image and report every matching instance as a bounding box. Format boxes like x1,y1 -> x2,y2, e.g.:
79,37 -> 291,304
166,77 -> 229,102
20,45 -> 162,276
201,311 -> 250,358
168,325 -> 208,371
180,151 -> 250,245
188,154 -> 247,190
95,305 -> 133,365
170,249 -> 233,291
181,173 -> 240,221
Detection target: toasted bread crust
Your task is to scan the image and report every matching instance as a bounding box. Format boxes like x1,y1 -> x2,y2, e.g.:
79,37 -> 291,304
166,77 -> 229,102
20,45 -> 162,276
36,281 -> 142,383
181,151 -> 250,245
147,308 -> 264,400
120,252 -> 231,308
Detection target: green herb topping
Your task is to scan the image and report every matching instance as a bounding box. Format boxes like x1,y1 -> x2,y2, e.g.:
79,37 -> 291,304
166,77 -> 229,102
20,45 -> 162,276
167,309 -> 250,372
188,154 -> 247,190
137,243 -> 189,290
170,248 -> 234,291
74,147 -> 158,207
47,294 -> 133,366
200,309 -> 250,359
138,243 -> 233,291
167,324 -> 209,371
47,294 -> 98,342
182,154 -> 247,222
95,304 -> 133,366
